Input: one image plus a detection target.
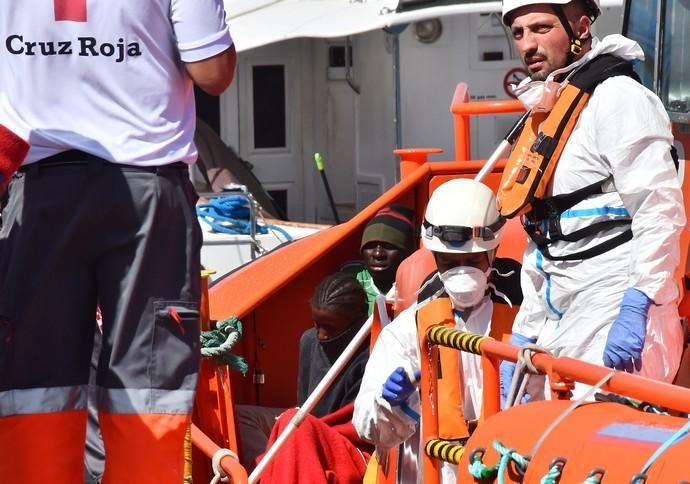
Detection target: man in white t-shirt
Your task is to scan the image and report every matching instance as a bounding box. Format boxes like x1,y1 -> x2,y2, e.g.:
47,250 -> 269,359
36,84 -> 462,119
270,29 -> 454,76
0,2 -> 236,483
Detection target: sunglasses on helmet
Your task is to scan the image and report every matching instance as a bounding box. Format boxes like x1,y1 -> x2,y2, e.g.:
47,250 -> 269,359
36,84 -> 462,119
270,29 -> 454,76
423,217 -> 506,243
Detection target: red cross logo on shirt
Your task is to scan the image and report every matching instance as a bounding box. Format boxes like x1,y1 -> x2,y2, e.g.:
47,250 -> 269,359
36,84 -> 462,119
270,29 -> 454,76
54,0 -> 87,22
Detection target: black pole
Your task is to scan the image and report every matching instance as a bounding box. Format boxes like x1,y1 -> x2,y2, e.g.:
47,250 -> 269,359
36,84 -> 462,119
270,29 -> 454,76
314,153 -> 341,224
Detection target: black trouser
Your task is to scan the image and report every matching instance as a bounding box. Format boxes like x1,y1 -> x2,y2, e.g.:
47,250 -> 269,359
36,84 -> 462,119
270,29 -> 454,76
0,153 -> 202,483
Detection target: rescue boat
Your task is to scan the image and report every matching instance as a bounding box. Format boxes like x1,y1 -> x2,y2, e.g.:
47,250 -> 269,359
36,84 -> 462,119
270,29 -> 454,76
188,0 -> 690,482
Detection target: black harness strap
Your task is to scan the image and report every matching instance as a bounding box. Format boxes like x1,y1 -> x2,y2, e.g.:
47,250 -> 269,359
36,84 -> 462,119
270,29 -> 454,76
525,176 -> 632,261
527,228 -> 633,262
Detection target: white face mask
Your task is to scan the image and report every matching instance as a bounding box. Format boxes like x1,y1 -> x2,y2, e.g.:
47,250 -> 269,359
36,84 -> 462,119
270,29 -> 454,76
438,266 -> 488,309
514,79 -> 564,112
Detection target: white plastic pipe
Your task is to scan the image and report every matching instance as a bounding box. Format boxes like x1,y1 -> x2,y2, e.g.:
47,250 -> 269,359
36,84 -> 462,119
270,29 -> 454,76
248,310 -> 376,484
474,110 -> 530,183
474,139 -> 512,183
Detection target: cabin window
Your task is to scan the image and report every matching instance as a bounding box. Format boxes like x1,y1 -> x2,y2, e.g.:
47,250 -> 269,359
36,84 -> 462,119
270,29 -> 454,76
328,46 -> 353,68
624,0 -> 690,123
327,45 -> 354,81
252,65 -> 287,149
624,0 -> 658,90
660,0 -> 690,122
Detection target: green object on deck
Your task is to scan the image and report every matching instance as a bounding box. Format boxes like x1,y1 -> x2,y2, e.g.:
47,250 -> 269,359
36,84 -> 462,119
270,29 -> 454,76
200,316 -> 249,375
313,152 -> 341,223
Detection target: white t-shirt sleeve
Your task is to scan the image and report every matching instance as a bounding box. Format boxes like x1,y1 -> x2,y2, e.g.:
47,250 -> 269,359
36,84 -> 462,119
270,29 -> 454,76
171,0 -> 233,63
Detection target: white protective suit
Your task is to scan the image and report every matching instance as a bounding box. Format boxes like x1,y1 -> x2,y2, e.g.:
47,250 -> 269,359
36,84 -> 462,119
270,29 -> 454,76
353,295 -> 493,484
511,35 -> 686,398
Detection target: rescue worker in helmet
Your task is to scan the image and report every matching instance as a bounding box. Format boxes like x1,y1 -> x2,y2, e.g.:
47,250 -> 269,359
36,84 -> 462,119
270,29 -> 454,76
499,0 -> 685,403
353,179 -> 507,483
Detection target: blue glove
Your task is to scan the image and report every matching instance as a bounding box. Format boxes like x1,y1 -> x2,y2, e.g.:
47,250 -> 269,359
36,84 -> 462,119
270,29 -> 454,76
603,288 -> 652,373
382,367 -> 420,406
500,332 -> 536,408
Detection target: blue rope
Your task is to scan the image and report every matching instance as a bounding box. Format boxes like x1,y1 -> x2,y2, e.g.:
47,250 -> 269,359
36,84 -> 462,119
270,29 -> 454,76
493,441 -> 515,484
540,463 -> 563,484
638,419 -> 690,476
468,453 -> 496,480
263,223 -> 294,241
196,196 -> 293,240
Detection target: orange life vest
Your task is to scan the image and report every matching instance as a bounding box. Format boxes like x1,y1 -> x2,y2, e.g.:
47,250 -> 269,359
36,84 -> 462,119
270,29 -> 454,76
416,297 -> 469,440
497,54 -> 639,219
415,293 -> 515,440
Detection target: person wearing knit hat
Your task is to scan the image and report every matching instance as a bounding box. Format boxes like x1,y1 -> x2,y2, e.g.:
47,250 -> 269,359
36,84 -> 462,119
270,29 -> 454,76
342,204 -> 416,315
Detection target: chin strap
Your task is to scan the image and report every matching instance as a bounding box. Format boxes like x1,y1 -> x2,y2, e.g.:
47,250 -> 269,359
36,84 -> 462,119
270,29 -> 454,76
553,5 -> 584,63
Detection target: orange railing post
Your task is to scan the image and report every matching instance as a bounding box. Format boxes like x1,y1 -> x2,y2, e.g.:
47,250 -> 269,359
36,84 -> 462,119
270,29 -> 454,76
449,82 -> 525,162
193,271 -> 241,483
450,83 -> 471,161
191,424 -> 248,484
480,353 -> 501,421
394,148 -> 443,180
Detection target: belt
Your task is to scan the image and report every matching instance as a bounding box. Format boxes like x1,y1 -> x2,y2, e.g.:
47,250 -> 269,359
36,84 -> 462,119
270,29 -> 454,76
19,150 -> 188,173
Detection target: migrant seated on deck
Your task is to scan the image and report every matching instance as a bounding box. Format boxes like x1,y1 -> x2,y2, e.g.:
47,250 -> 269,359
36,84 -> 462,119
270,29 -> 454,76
353,179 -> 521,484
341,204 -> 416,315
235,272 -> 372,482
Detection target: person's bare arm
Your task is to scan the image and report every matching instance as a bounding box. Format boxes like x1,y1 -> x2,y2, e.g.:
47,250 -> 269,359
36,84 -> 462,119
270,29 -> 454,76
185,44 -> 237,96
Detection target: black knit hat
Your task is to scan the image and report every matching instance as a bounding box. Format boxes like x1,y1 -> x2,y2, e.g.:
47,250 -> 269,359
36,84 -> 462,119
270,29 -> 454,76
360,204 -> 415,251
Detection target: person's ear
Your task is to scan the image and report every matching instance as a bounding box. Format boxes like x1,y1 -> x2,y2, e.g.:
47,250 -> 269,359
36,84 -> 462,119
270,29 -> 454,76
576,15 -> 592,41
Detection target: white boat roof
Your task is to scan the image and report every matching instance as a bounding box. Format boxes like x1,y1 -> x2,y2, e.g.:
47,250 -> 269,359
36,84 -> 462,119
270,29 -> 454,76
225,0 -> 624,52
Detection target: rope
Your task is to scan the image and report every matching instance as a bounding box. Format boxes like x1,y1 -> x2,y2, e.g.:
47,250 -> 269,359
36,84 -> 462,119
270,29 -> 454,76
637,418 -> 690,477
197,196 -> 254,234
467,441 -> 529,484
210,448 -> 239,484
200,317 -> 249,375
196,195 -> 293,241
540,459 -> 565,484
530,371 -> 615,458
593,392 -> 669,415
582,469 -> 605,484
426,326 -> 490,354
469,373 -> 613,484
505,343 -> 551,409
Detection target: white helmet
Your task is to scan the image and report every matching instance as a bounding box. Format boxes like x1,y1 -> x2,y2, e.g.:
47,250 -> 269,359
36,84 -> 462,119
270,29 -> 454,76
421,179 -> 505,254
502,0 -> 601,26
